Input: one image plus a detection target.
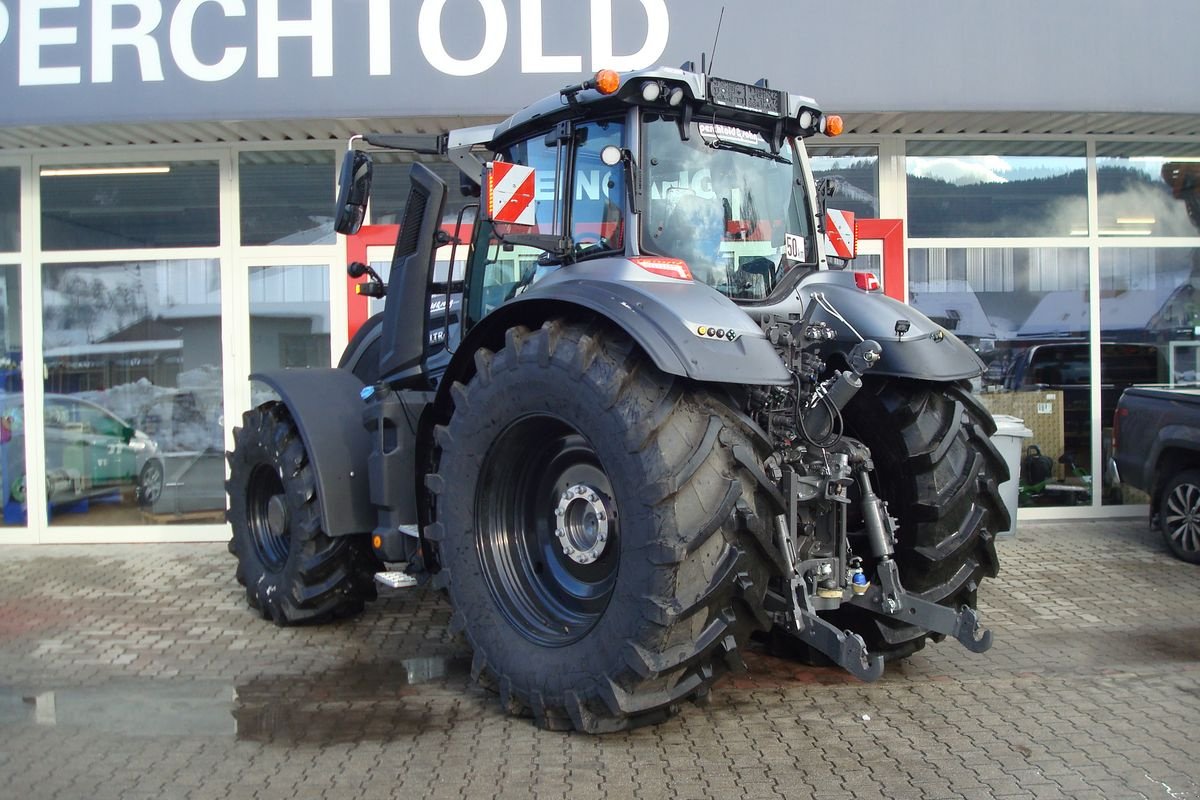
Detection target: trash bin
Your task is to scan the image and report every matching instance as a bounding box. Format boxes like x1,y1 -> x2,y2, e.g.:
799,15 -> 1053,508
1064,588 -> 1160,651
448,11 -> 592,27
990,414 -> 1032,538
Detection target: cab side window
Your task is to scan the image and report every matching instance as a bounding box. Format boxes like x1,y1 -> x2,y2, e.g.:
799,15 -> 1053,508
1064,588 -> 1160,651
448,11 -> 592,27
465,118 -> 627,328
571,119 -> 625,254
467,134 -> 562,321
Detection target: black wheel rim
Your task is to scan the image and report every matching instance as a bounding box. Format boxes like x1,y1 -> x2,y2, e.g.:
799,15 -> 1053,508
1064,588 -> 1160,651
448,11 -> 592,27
247,464 -> 290,571
140,462 -> 164,504
476,414 -> 619,647
1164,481 -> 1200,555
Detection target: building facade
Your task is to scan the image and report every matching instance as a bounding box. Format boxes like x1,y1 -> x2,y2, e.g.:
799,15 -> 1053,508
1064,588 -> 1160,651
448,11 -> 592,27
0,0 -> 1198,542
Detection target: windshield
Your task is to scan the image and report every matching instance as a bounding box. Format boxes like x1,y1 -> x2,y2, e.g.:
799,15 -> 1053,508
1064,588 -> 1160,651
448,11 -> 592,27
641,114 -> 815,301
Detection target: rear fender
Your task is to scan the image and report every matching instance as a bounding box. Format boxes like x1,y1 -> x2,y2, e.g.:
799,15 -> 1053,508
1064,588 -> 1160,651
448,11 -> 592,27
797,275 -> 985,381
251,369 -> 375,537
476,272 -> 792,386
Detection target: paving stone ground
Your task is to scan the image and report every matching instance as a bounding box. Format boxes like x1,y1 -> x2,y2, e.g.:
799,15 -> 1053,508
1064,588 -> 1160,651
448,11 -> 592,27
0,519 -> 1197,800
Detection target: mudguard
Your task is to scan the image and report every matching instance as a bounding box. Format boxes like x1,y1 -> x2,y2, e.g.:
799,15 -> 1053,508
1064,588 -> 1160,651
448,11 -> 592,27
797,272 -> 985,381
251,369 -> 375,538
482,273 -> 792,386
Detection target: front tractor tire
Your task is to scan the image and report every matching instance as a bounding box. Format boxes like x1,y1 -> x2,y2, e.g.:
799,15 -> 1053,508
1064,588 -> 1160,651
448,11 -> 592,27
227,402 -> 379,624
428,320 -> 773,733
832,379 -> 1006,660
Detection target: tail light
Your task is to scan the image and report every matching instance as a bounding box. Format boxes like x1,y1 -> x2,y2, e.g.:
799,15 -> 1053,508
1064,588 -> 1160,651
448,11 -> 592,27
853,271 -> 880,291
631,257 -> 692,281
1113,407 -> 1127,452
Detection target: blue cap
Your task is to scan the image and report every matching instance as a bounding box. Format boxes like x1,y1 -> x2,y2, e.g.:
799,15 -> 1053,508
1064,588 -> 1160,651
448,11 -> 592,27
360,385 -> 376,401
852,572 -> 868,586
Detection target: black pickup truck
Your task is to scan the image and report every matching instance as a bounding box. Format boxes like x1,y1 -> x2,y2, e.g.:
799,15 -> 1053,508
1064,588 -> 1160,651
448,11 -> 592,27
1112,386 -> 1200,563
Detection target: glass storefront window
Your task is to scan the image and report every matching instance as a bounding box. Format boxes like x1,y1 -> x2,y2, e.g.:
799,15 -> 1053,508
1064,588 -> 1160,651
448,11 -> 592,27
909,247 -> 1092,508
41,162 -> 219,250
1098,143 -> 1200,238
906,141 -> 1087,238
249,263 -> 331,370
1099,247 -> 1200,505
239,151 -> 335,246
0,168 -> 19,252
0,266 -> 23,527
808,144 -> 879,219
42,260 -> 224,525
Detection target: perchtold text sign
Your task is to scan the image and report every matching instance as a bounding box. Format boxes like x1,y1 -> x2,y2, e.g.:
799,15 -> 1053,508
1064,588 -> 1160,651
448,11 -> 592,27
0,0 -> 670,125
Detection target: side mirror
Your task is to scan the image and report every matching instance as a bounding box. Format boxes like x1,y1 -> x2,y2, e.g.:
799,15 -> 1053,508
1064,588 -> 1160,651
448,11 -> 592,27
334,150 -> 373,235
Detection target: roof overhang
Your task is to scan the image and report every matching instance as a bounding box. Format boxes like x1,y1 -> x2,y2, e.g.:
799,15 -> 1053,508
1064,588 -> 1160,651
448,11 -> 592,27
1,110 -> 1196,152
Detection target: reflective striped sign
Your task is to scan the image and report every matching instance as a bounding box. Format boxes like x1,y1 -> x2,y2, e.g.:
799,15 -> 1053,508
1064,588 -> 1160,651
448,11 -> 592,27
487,162 -> 537,226
824,209 -> 857,259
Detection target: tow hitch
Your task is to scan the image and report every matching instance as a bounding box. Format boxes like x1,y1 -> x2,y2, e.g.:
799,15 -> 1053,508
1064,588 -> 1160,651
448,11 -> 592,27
777,458 -> 993,679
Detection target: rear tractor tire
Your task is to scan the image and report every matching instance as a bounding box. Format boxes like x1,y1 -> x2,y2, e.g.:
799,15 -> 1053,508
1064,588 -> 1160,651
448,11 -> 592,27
822,378 -> 1006,661
428,320 -> 774,733
226,402 -> 380,624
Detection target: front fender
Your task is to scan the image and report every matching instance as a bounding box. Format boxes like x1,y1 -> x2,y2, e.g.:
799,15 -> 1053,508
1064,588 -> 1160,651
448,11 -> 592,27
251,369 -> 375,538
797,275 -> 985,381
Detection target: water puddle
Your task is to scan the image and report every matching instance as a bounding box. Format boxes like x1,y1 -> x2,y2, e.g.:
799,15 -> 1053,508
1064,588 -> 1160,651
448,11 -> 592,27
0,654 -> 473,743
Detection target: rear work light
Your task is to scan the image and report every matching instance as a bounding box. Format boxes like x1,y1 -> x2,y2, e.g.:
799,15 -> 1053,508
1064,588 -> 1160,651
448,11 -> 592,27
853,272 -> 880,291
631,257 -> 693,281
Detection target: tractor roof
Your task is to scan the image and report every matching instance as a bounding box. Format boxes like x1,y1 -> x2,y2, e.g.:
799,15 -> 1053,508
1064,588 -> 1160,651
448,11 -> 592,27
487,65 -> 826,150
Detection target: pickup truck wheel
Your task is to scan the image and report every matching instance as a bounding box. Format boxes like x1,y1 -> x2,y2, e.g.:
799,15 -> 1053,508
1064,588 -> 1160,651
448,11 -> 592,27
1159,470 -> 1200,564
427,320 -> 772,733
226,402 -> 380,623
826,379 -> 1006,660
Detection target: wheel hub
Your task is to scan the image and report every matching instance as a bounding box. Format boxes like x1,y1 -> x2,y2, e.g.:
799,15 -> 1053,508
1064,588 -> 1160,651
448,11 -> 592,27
266,494 -> 289,539
554,484 -> 611,564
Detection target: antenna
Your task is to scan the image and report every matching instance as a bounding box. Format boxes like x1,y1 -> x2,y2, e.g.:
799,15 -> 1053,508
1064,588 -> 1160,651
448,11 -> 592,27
707,6 -> 726,76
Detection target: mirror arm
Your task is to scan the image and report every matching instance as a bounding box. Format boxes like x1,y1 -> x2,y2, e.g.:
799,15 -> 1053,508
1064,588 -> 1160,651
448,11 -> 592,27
815,177 -> 836,234
499,232 -> 573,259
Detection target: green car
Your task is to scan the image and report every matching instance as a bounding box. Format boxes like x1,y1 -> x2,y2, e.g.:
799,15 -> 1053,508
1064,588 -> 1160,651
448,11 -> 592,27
2,394 -> 164,511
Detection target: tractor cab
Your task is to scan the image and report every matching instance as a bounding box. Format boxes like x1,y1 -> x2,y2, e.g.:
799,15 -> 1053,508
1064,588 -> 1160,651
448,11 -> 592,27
333,67 -> 852,377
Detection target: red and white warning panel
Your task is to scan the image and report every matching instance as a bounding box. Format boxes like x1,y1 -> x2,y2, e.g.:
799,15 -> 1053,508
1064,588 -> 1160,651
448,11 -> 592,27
824,209 -> 857,260
487,162 -> 537,226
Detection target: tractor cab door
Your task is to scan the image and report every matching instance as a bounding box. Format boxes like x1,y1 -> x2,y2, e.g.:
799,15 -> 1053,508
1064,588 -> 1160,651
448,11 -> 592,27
463,117 -> 627,332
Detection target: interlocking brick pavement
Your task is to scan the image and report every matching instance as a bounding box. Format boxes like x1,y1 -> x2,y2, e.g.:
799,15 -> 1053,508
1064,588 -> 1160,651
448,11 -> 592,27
0,519 -> 1197,799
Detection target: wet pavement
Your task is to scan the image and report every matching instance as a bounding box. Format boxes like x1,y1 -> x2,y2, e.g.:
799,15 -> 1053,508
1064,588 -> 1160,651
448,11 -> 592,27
0,519 -> 1197,800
